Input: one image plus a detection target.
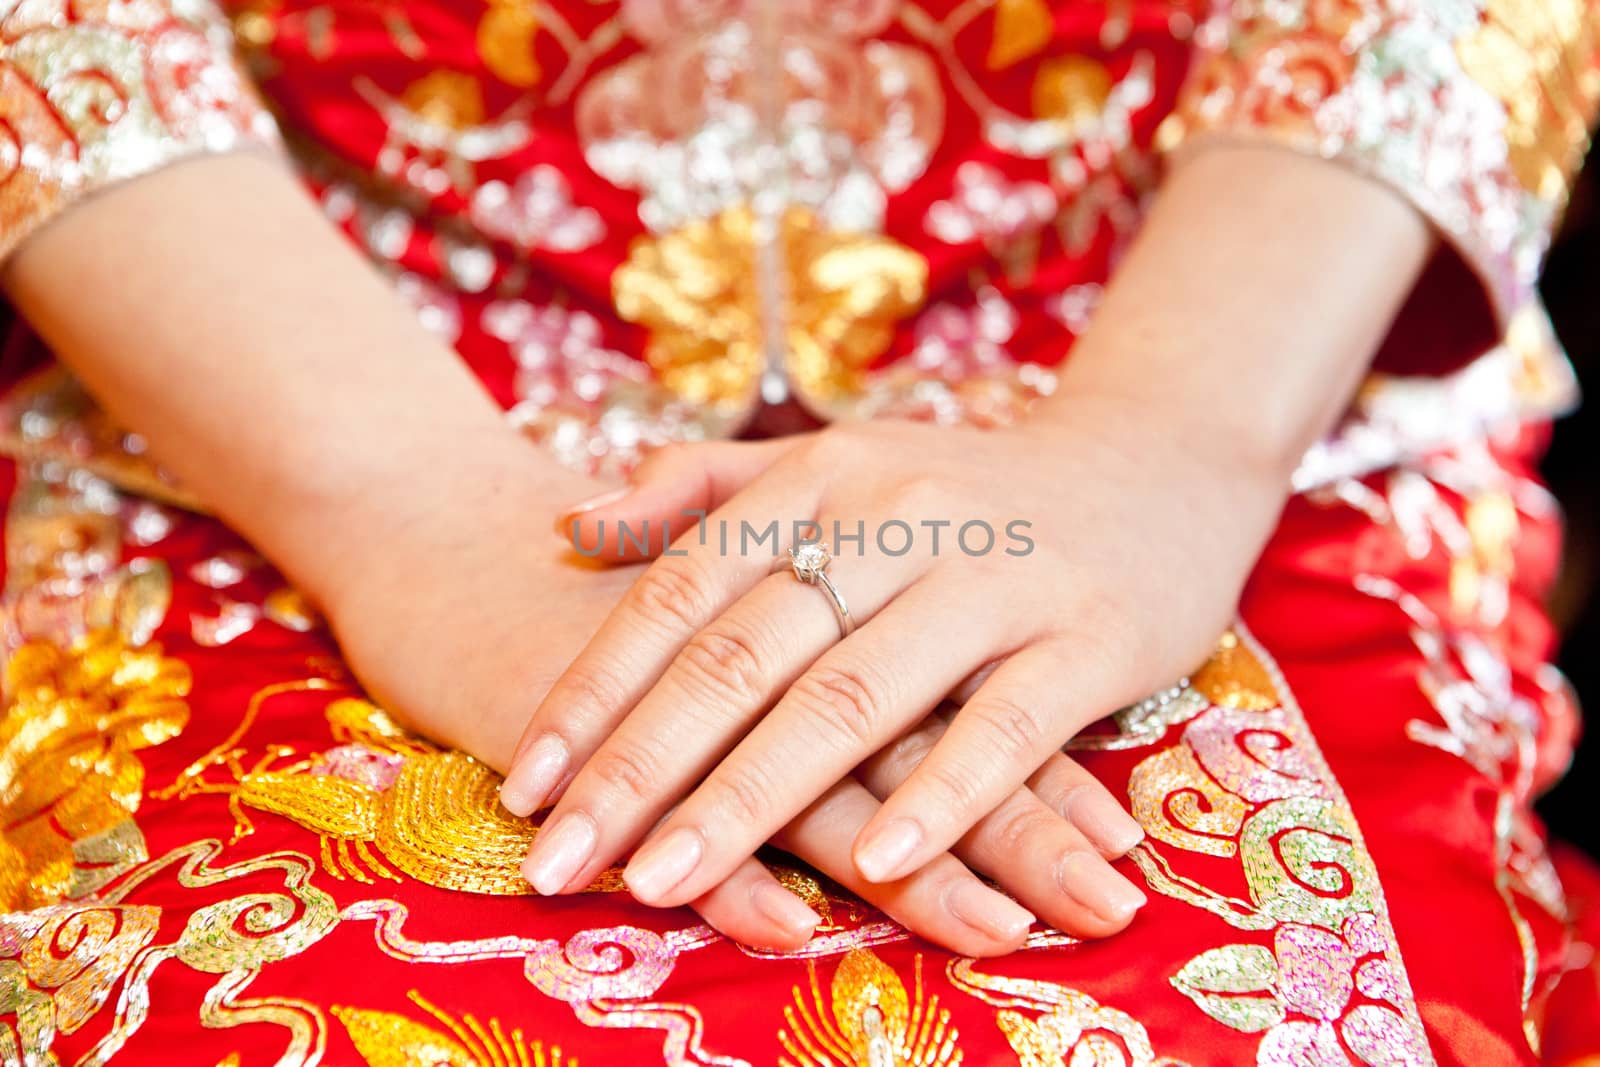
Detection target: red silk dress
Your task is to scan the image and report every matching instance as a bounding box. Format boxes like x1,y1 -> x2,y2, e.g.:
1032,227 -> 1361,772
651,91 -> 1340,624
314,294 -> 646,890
1,1 -> 1599,1065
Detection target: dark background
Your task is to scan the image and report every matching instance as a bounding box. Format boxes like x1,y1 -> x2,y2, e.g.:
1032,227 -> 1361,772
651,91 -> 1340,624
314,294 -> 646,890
1535,155 -> 1599,860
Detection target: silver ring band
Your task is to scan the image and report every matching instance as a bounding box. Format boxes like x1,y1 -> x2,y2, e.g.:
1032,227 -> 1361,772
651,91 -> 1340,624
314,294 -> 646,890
778,544 -> 854,639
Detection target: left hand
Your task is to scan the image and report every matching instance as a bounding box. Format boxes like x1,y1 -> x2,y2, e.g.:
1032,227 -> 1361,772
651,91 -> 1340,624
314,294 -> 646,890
502,393 -> 1289,914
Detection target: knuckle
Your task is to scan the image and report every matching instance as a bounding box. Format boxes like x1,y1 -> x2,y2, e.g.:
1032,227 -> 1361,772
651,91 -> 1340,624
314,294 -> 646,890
791,662 -> 891,747
553,663 -> 630,725
871,727 -> 939,782
885,475 -> 949,517
922,760 -> 984,814
803,427 -> 856,466
637,441 -> 692,478
982,802 -> 1052,856
628,558 -> 716,631
675,620 -> 769,707
587,742 -> 663,804
1030,762 -> 1082,816
704,764 -> 778,826
966,694 -> 1050,761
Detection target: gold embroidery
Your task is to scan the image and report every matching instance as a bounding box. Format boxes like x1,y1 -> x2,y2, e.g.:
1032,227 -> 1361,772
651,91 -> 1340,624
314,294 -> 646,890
987,0 -> 1053,70
402,71 -> 487,130
3,903 -> 161,1036
157,677 -> 340,798
162,689 -> 633,893
947,957 -> 1181,1066
479,0 -> 543,88
1033,56 -> 1114,131
0,630 -> 191,910
7,840 -> 338,1062
335,989 -> 575,1066
1189,630 -> 1277,711
263,586 -> 322,633
1456,0 -> 1599,202
1127,746 -> 1247,858
375,750 -> 624,894
778,949 -> 961,1067
614,205 -> 928,409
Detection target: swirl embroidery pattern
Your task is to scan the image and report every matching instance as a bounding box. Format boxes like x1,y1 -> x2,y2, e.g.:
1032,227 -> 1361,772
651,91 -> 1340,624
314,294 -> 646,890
1124,628 -> 1435,1066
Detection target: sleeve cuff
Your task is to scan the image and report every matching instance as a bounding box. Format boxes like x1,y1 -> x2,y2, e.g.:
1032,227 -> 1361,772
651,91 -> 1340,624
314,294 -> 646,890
0,0 -> 283,266
1160,1 -> 1598,375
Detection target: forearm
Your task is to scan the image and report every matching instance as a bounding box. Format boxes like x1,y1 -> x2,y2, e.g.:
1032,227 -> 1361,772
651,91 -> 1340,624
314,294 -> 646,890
0,152 -> 596,603
1036,145 -> 1435,487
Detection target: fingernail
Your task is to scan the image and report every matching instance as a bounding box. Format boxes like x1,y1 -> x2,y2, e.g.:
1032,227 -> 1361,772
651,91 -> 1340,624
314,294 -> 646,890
946,880 -> 1035,942
1056,851 -> 1147,922
1067,789 -> 1145,855
624,827 -> 704,904
751,882 -> 821,941
500,733 -> 569,816
553,487 -> 631,534
522,812 -> 597,895
854,818 -> 923,883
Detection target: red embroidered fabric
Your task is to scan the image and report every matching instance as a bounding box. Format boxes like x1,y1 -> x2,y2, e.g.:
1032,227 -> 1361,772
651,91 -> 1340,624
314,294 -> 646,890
1,1 -> 1598,1064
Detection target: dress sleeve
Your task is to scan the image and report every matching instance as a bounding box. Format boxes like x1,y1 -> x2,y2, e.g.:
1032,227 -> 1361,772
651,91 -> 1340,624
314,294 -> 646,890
0,0 -> 282,266
1162,0 -> 1600,375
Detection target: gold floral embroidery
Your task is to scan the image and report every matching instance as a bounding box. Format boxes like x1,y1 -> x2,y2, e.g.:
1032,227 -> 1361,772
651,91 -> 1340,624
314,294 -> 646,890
614,205 -> 928,409
778,949 -> 960,1067
0,630 -> 191,911
335,989 -> 575,1066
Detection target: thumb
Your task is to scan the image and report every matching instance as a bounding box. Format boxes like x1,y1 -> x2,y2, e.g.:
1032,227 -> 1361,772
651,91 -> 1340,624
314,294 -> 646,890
554,439 -> 794,562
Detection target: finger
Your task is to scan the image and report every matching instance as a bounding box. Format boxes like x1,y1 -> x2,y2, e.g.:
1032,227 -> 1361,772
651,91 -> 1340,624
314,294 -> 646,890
556,440 -> 796,562
1029,750 -> 1147,859
774,776 -> 1034,957
855,640 -> 1131,882
619,577 -> 1022,907
499,466 -> 821,818
519,549 -> 927,896
857,716 -> 1145,935
687,855 -> 821,951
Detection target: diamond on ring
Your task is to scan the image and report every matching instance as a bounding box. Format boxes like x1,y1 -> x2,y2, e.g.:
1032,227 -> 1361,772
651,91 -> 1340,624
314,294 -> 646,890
789,543 -> 831,584
781,542 -> 853,638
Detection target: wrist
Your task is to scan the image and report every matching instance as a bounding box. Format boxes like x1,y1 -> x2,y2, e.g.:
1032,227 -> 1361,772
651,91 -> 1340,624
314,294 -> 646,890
247,422 -> 607,615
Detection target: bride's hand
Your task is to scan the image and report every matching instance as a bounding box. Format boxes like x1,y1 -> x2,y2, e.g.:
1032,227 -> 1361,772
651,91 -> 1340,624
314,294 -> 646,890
502,395 -> 1287,931
323,446 -> 1137,956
